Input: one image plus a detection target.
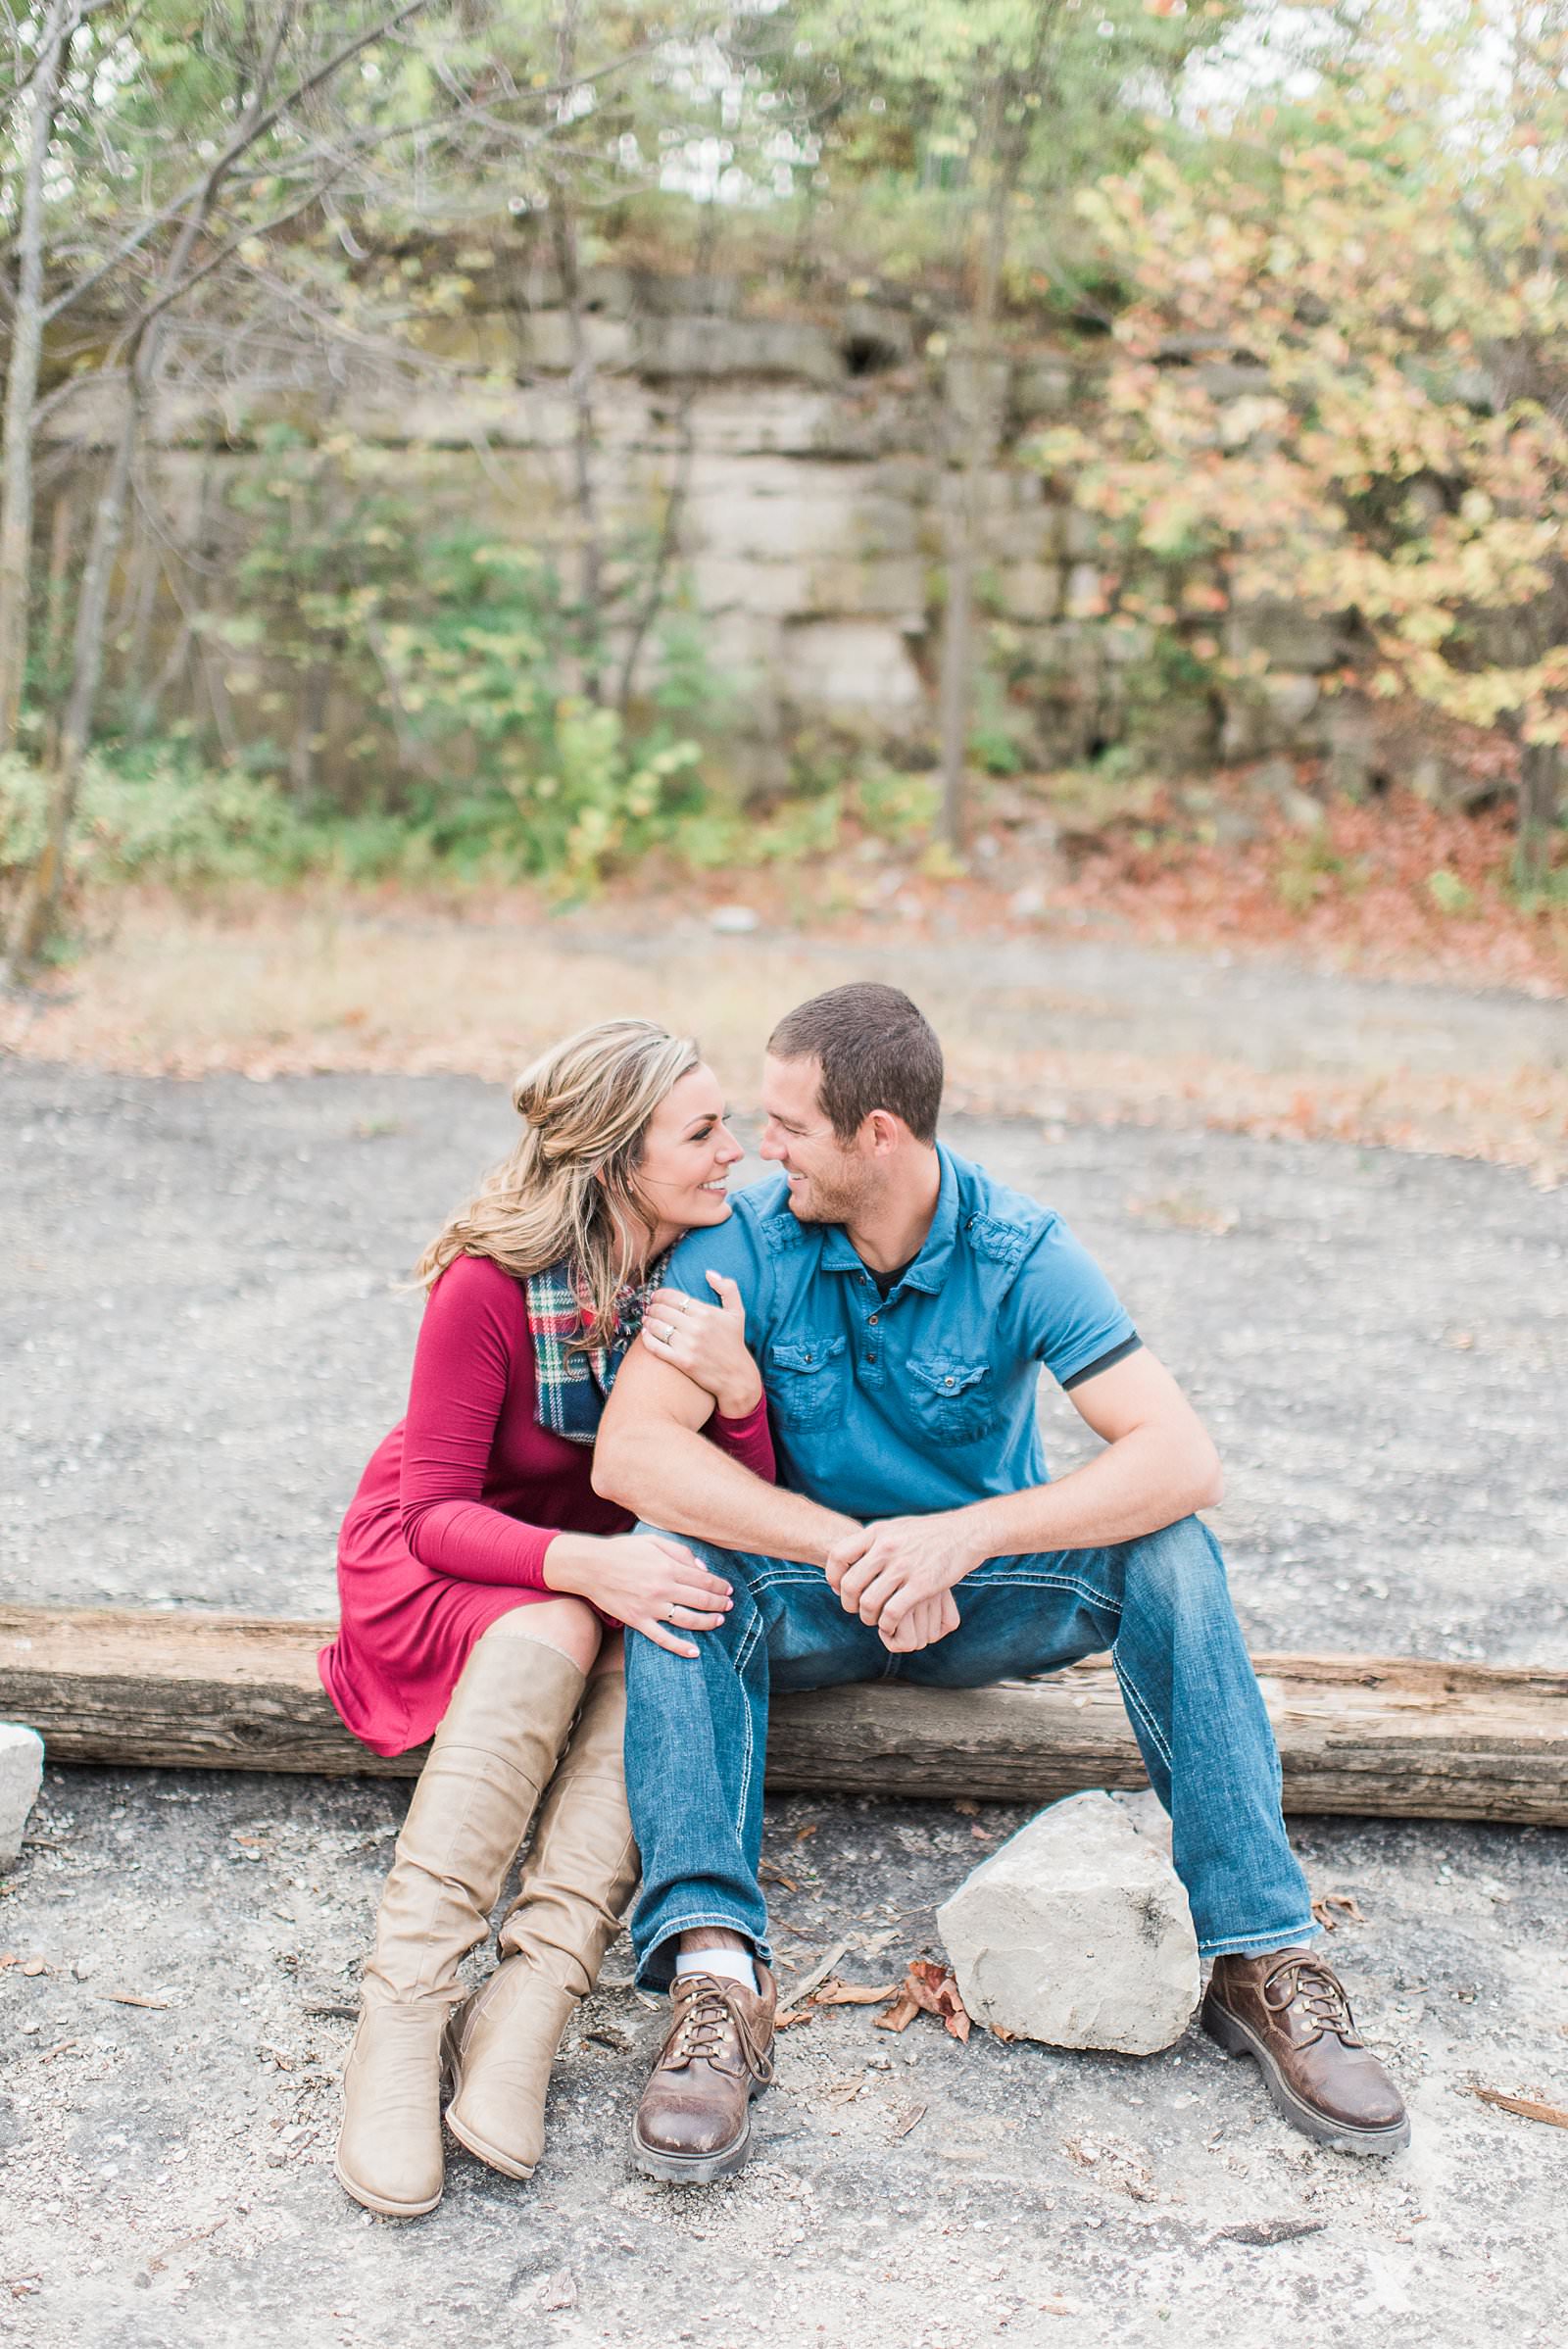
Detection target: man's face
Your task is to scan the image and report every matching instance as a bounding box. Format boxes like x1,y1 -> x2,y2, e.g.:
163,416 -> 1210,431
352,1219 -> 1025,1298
758,1053 -> 874,1224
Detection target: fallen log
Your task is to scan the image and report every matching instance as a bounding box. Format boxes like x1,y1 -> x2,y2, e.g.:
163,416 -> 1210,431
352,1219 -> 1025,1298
2,1605 -> 1565,1826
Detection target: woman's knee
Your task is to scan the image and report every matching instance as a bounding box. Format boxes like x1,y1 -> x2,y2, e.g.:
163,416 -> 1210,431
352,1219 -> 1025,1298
482,1596 -> 603,1676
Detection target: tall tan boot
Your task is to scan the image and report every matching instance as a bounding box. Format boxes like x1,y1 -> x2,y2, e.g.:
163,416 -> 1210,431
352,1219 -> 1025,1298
334,1621 -> 587,2218
444,1669 -> 639,2179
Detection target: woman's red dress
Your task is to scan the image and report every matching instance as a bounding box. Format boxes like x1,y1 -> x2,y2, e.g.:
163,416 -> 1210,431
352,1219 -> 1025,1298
319,1251 -> 774,1757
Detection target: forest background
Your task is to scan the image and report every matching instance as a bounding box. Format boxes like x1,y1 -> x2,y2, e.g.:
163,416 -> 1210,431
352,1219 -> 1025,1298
0,0 -> 1563,1016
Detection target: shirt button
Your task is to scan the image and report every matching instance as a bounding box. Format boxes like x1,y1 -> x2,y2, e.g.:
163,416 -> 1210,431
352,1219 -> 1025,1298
944,1376 -> 955,1388
869,1313 -> 879,1326
867,1350 -> 878,1363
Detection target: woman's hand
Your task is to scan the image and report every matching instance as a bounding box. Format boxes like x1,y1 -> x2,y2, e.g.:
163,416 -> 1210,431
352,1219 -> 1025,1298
543,1530 -> 734,1659
640,1273 -> 761,1420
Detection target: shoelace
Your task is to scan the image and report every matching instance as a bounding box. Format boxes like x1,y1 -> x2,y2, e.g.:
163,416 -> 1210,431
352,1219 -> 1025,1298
1261,1956 -> 1362,2044
666,1974 -> 775,2084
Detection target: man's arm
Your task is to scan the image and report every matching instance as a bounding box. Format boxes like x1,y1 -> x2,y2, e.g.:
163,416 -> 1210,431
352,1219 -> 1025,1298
829,1348 -> 1222,1633
593,1341 -> 860,1565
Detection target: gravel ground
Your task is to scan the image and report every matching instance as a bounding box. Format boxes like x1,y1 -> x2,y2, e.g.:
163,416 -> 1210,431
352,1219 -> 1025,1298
2,1044 -> 1567,2348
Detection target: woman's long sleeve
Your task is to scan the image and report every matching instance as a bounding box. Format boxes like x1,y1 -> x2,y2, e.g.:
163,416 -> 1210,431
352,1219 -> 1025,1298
398,1258 -> 556,1589
707,1394 -> 776,1485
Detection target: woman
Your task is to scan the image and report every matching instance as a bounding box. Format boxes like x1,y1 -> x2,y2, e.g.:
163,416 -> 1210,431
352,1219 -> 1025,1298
320,1019 -> 770,2220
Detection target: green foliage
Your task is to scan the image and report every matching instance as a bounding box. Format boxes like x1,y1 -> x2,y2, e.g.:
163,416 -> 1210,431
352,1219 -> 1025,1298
0,749 -> 314,895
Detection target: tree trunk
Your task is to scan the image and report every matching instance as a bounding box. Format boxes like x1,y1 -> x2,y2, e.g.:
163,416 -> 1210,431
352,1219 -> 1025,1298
1515,739 -> 1562,892
938,82 -> 1014,856
4,1604 -> 1566,1826
0,1 -> 78,757
548,0 -> 604,704
615,199 -> 721,721
39,484 -> 76,764
3,388 -> 137,972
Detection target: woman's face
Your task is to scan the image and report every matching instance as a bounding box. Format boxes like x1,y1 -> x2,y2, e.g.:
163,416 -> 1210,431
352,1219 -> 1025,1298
633,1063 -> 744,1255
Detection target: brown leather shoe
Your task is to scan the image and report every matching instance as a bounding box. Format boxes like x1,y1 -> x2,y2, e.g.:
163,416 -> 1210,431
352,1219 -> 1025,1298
1202,1948 -> 1409,2155
631,1965 -> 776,2184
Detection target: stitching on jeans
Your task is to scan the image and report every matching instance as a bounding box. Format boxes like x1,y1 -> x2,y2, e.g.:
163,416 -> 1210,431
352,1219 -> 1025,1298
732,1605 -> 767,1844
1113,1651 -> 1174,1773
1200,1924 -> 1318,1957
649,1912 -> 764,1940
745,1567 -> 1125,1613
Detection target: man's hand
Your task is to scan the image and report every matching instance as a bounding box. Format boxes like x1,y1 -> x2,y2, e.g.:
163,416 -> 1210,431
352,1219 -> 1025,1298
877,1588 -> 962,1654
823,1511 -> 986,1642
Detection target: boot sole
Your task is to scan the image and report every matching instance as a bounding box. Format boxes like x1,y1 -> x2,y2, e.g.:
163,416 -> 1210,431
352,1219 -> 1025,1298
332,2151 -> 443,2219
630,2081 -> 766,2185
445,2098 -> 538,2182
1201,1991 -> 1410,2155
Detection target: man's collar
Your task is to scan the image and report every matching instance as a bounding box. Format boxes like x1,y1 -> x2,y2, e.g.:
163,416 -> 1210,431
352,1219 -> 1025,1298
821,1145 -> 959,1294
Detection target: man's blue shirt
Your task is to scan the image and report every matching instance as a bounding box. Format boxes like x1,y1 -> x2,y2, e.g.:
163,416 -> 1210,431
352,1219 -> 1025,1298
662,1143 -> 1138,1522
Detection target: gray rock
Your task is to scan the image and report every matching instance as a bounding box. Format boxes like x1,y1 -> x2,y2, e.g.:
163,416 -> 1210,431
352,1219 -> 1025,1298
937,1788 -> 1200,2055
0,1723 -> 45,1868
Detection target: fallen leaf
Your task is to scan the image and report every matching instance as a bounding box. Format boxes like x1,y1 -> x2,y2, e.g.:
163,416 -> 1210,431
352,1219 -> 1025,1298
891,2103 -> 926,2139
874,1990 -> 921,2034
539,2269 -> 577,2312
759,1862 -> 799,1893
104,1992 -> 170,2010
877,1959 -> 971,2042
794,1823 -> 819,1841
773,2007 -> 815,2031
991,2024 -> 1018,2043
810,1976 -> 900,2007
777,1939 -> 849,2012
20,1959 -> 46,1979
1470,2087 -> 1568,2130
954,1799 -> 980,1816
1211,2219 -> 1329,2246
1310,1892 -> 1367,1932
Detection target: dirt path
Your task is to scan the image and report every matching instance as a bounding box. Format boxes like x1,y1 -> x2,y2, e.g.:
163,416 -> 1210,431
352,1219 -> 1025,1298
3,894 -> 1564,1178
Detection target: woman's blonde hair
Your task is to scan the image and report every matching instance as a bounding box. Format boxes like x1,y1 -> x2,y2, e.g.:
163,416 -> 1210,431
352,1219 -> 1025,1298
416,1018 -> 701,1340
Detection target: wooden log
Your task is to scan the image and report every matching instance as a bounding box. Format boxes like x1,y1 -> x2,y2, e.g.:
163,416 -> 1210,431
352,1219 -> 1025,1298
2,1604 -> 1565,1826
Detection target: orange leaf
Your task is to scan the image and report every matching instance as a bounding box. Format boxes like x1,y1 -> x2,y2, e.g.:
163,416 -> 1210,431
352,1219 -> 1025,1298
811,1976 -> 901,2007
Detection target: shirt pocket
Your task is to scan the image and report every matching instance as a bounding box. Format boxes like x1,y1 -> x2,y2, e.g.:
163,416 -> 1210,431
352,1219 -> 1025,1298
767,1334 -> 848,1432
906,1353 -> 999,1445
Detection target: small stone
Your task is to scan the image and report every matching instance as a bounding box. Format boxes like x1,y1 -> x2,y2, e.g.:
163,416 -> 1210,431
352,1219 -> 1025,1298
937,1790 -> 1200,2056
539,2269 -> 577,2312
0,1725 -> 45,1868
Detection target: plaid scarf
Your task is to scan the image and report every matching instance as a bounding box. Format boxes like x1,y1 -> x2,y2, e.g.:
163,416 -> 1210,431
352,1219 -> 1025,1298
526,1254 -> 665,1446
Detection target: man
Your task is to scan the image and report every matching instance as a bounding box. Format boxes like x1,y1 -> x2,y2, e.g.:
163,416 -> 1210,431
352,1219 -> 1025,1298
594,983 -> 1407,2182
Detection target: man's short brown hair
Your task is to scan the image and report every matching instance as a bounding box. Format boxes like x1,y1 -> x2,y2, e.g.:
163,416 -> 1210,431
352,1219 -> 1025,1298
767,983 -> 943,1144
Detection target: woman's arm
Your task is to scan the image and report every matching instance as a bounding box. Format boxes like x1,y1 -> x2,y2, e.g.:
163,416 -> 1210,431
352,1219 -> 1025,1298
397,1255 -> 558,1589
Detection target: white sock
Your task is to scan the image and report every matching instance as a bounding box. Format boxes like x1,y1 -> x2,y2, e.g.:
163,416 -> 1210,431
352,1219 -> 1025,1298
675,1947 -> 757,1994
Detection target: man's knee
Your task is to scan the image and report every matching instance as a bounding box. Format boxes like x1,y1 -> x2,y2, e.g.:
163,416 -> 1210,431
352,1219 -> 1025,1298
1121,1514 -> 1227,1610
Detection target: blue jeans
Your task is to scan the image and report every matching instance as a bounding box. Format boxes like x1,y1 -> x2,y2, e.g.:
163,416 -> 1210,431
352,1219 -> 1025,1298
623,1515 -> 1315,1987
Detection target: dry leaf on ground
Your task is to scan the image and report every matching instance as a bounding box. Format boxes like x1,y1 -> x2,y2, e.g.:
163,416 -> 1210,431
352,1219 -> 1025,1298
1211,2219 -> 1329,2247
759,1862 -> 799,1892
811,1976 -> 900,2007
1310,1892 -> 1368,1931
1471,2086 -> 1568,2129
876,1959 -> 971,2043
890,2104 -> 926,2139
